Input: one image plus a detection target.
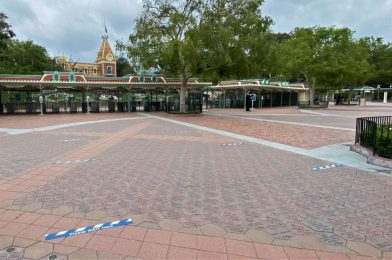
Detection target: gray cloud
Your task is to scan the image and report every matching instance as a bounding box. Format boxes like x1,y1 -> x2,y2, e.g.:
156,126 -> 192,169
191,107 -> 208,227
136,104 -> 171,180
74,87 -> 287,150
1,0 -> 142,61
263,0 -> 392,42
1,0 -> 391,63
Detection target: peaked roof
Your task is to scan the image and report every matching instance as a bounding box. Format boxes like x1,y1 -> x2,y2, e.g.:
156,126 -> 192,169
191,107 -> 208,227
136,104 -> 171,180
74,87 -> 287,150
96,35 -> 116,63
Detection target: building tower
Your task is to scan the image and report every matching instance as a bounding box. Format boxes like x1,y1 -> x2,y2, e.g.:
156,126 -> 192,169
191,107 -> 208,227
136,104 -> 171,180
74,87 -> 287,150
96,35 -> 116,77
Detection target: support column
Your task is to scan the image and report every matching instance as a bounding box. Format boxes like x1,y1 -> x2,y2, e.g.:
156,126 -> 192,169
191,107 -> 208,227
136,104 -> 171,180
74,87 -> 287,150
244,89 -> 246,110
0,90 -> 2,114
223,90 -> 226,108
128,92 -> 131,112
384,92 -> 388,104
280,92 -> 283,107
259,91 -> 262,108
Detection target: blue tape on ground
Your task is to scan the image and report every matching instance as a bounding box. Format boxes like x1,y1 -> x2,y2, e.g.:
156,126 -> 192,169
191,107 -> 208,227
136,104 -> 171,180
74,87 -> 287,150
45,218 -> 133,240
311,163 -> 344,172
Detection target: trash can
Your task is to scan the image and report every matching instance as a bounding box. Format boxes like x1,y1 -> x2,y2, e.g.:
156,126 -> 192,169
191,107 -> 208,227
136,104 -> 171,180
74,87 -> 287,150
360,98 -> 366,106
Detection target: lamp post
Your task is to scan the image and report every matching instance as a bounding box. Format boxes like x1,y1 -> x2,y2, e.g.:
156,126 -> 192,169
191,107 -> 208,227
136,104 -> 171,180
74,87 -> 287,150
86,95 -> 90,114
39,95 -> 44,115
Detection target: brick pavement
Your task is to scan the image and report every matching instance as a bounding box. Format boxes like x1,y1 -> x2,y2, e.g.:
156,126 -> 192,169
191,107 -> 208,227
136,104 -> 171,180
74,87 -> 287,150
0,112 -> 392,259
0,113 -> 140,129
157,113 -> 354,149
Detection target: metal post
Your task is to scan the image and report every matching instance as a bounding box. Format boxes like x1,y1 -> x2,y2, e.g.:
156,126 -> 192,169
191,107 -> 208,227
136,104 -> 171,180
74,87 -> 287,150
244,90 -> 246,110
259,91 -> 262,108
280,92 -> 283,107
270,91 -> 272,107
86,95 -> 90,114
39,95 -> 44,116
128,92 -> 131,112
289,92 -> 291,106
224,90 -> 226,108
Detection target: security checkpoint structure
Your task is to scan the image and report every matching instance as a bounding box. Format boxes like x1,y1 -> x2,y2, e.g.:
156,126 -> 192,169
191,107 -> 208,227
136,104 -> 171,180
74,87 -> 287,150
206,79 -> 309,109
0,71 -> 211,114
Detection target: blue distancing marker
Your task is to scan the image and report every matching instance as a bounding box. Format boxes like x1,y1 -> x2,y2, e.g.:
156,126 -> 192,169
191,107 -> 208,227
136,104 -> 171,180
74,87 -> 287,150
45,218 -> 133,240
54,159 -> 96,165
311,163 -> 344,172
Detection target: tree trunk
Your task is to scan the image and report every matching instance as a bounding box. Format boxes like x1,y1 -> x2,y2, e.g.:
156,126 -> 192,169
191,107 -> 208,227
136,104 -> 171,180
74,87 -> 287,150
179,86 -> 186,112
309,77 -> 316,106
347,86 -> 353,105
180,71 -> 187,113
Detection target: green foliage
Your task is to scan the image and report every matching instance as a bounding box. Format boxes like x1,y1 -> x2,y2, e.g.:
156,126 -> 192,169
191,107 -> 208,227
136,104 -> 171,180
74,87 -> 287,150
273,27 -> 372,101
0,40 -> 55,74
361,37 -> 392,86
116,55 -> 134,77
127,0 -> 271,83
376,125 -> 392,159
0,12 -> 15,49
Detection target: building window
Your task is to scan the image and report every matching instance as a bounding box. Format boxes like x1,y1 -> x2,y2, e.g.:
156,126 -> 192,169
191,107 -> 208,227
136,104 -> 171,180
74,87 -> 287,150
84,68 -> 88,74
93,68 -> 97,74
107,66 -> 112,74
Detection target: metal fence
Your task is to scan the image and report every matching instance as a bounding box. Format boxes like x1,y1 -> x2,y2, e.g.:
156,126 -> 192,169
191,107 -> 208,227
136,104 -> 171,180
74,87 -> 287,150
355,116 -> 392,158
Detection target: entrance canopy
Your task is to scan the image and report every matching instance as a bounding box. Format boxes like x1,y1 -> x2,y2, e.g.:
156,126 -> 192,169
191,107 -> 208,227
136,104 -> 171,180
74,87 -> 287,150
0,71 -> 212,91
209,79 -> 308,92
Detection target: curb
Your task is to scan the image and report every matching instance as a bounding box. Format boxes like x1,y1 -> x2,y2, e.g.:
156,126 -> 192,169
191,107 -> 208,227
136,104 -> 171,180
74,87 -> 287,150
350,144 -> 392,169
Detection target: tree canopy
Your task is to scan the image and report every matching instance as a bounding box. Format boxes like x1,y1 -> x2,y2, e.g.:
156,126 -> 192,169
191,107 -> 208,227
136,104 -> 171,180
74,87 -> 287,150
271,27 -> 372,103
0,12 -> 15,49
0,40 -> 55,74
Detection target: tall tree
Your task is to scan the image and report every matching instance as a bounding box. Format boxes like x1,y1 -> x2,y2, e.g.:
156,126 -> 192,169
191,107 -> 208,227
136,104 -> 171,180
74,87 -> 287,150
128,0 -> 202,112
0,40 -> 53,74
277,27 -> 371,104
0,12 -> 15,49
116,55 -> 134,77
361,37 -> 392,87
127,0 -> 271,111
196,0 -> 272,82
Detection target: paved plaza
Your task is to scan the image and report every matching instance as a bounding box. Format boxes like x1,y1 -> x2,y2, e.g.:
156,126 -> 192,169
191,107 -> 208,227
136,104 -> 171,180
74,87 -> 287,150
0,105 -> 392,259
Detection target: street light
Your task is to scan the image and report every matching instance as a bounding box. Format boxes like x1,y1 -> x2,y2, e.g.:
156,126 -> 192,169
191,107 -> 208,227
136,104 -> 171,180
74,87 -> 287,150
39,95 -> 44,115
86,95 -> 90,114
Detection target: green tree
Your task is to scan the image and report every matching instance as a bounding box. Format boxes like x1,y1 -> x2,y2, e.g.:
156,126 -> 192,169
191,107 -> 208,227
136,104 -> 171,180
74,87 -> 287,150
127,0 -> 271,111
0,12 -> 15,49
0,40 -> 53,74
260,33 -> 291,79
197,0 -> 272,82
116,55 -> 134,77
361,37 -> 392,86
128,0 -> 202,112
277,27 -> 371,104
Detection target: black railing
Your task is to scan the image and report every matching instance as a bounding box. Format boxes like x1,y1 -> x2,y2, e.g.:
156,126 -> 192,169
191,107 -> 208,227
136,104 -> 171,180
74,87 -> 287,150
355,116 -> 392,158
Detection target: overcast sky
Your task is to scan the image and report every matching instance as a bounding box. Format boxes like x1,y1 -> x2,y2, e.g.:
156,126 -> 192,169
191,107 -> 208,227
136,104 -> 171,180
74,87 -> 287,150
2,0 -> 392,62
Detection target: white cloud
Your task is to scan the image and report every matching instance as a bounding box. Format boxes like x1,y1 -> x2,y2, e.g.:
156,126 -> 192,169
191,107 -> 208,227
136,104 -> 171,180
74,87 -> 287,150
2,0 -> 142,61
262,0 -> 392,42
2,0 -> 391,63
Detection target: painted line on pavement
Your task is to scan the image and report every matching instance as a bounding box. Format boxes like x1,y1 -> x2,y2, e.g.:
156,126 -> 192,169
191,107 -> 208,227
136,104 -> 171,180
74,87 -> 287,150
142,113 -> 389,173
207,113 -> 355,132
299,110 -> 342,117
0,116 -> 149,135
311,163 -> 344,172
45,219 -> 133,240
